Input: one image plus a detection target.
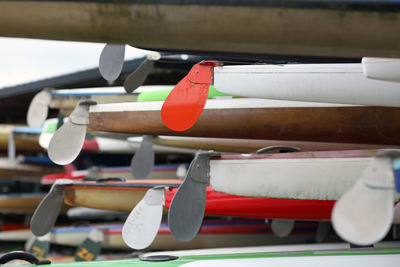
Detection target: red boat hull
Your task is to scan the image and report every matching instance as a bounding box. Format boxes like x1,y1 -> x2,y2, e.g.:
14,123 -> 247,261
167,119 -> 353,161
165,187 -> 334,221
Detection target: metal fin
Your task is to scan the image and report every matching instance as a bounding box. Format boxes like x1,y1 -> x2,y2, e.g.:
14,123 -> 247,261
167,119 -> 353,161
271,219 -> 294,237
168,151 -> 215,242
30,179 -> 72,236
131,135 -> 154,179
332,155 -> 395,245
99,44 -> 125,82
27,89 -> 51,128
123,59 -> 154,93
122,187 -> 164,250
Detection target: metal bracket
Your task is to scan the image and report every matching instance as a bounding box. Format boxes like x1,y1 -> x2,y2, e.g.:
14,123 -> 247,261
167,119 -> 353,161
144,186 -> 165,206
69,100 -> 97,125
188,150 -> 219,184
364,149 -> 400,192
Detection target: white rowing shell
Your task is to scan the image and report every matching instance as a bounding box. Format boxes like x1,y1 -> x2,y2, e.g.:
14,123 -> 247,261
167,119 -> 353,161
213,63 -> 400,107
209,151 -> 400,200
181,254 -> 400,267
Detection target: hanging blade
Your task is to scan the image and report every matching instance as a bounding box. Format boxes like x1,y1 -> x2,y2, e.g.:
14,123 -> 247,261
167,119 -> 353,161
271,219 -> 294,237
123,59 -> 154,93
30,179 -> 73,236
168,151 -> 215,242
27,89 -> 51,128
99,44 -> 125,82
332,151 -> 400,245
316,222 -> 331,243
48,100 -> 96,165
122,187 -> 165,250
161,61 -> 222,131
131,135 -> 154,179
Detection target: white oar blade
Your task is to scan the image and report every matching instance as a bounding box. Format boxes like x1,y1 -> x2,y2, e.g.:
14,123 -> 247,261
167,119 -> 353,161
27,90 -> 51,127
362,57 -> 400,83
332,156 -> 394,245
271,219 -> 294,237
131,135 -> 154,179
99,44 -> 125,82
48,120 -> 86,165
122,188 -> 164,250
30,183 -> 66,236
123,59 -> 154,93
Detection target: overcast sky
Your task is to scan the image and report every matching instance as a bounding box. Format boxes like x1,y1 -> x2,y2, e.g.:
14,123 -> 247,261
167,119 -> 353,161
0,37 -> 145,89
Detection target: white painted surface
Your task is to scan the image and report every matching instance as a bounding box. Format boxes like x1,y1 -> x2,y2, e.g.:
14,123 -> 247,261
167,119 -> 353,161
143,243 -> 351,257
210,157 -> 370,200
180,254 -> 400,267
362,57 -> 400,83
53,85 -> 173,95
89,98 -> 355,113
213,64 -> 400,107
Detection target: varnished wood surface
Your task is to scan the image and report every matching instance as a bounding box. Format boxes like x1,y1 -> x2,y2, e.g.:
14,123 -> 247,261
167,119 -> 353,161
90,106 -> 400,145
154,136 -> 400,153
0,1 -> 399,58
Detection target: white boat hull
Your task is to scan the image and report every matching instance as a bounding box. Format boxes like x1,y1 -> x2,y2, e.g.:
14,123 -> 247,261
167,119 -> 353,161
214,64 -> 400,107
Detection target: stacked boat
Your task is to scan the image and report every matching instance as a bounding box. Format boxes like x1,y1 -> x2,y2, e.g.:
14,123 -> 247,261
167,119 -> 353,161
0,0 -> 399,265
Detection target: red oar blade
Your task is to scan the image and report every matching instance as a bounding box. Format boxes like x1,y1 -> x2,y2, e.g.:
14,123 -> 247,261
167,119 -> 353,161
161,61 -> 221,132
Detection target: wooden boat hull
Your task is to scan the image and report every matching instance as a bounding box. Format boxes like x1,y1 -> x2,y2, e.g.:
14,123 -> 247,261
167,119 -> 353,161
0,1 -> 400,58
155,136 -> 400,153
64,180 -> 335,221
49,220 -> 339,250
0,193 -> 69,214
64,180 -> 181,212
40,119 -> 194,154
41,163 -> 186,184
0,125 -> 41,151
208,150 -> 399,200
89,99 -> 400,145
0,158 -> 63,180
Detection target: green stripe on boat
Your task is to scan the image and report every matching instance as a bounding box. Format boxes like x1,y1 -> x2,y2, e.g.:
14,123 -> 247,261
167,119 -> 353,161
137,85 -> 233,102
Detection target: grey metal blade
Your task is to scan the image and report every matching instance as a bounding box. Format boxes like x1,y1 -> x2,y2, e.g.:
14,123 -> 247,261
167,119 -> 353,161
271,219 -> 295,237
131,135 -> 154,179
123,59 -> 154,93
48,120 -> 86,165
99,44 -> 125,82
316,222 -> 331,242
168,153 -> 209,242
27,89 -> 51,128
30,183 -> 65,236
